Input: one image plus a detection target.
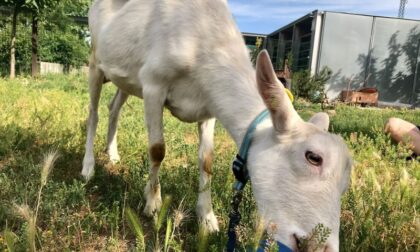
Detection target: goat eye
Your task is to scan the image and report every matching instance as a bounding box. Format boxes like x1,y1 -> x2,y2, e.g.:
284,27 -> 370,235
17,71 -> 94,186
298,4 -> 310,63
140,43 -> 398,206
305,151 -> 323,166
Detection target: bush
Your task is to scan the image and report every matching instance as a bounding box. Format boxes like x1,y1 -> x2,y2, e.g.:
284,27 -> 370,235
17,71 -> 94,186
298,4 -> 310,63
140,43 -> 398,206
291,66 -> 332,103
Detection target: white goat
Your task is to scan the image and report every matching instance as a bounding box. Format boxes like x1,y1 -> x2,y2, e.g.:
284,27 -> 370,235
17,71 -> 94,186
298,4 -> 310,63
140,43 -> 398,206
82,0 -> 352,250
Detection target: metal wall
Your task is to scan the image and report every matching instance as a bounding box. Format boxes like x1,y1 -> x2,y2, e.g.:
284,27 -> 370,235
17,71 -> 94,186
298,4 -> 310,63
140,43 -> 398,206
366,18 -> 420,105
318,12 -> 373,100
318,12 -> 420,106
414,41 -> 420,107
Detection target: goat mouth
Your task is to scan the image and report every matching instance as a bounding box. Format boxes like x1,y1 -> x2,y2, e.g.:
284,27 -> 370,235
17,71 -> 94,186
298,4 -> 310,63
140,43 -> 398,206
293,234 -> 303,252
294,234 -> 331,252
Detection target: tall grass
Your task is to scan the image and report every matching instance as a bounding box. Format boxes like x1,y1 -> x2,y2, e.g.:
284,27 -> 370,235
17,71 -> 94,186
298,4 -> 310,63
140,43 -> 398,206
0,74 -> 419,251
5,149 -> 59,251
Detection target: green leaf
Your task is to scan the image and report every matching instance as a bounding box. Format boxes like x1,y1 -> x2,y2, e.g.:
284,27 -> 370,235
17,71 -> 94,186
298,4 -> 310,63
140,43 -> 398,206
164,218 -> 172,252
125,207 -> 145,250
156,195 -> 172,232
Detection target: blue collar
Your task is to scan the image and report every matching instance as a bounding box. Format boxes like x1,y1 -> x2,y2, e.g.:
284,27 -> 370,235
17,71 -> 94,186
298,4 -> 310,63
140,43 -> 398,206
231,109 -> 270,190
238,109 -> 270,160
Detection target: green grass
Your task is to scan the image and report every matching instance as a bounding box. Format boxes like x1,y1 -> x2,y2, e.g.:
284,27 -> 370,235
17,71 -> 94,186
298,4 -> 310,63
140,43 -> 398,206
0,74 -> 419,251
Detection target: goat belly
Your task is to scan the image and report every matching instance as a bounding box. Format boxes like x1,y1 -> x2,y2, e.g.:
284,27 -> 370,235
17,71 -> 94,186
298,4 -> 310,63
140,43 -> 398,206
164,99 -> 211,123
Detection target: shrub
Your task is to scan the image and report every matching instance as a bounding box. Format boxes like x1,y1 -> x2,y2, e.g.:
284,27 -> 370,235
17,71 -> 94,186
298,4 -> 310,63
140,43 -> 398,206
39,30 -> 89,71
291,66 -> 332,103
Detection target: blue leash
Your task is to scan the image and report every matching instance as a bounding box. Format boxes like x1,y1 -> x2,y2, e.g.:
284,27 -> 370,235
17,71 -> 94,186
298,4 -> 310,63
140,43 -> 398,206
226,110 -> 292,252
256,240 -> 293,252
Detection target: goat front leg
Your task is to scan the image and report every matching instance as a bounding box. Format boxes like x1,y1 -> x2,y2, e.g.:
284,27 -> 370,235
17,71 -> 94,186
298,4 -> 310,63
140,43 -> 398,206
141,73 -> 166,216
106,89 -> 129,164
81,62 -> 104,181
197,118 -> 219,232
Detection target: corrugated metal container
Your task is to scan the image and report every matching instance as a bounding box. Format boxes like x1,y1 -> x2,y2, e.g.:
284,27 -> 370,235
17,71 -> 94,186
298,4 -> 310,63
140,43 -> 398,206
264,10 -> 420,107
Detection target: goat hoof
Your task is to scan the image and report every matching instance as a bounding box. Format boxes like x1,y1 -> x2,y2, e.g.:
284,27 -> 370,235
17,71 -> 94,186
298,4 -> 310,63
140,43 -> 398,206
143,198 -> 162,216
81,158 -> 95,181
109,155 -> 120,164
81,169 -> 94,182
199,211 -> 219,233
143,182 -> 162,216
107,150 -> 121,164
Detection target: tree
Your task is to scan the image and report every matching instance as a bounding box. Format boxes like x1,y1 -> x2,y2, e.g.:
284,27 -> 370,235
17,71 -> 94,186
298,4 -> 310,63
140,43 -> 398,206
10,4 -> 18,78
24,0 -> 60,77
39,0 -> 90,71
0,0 -> 25,79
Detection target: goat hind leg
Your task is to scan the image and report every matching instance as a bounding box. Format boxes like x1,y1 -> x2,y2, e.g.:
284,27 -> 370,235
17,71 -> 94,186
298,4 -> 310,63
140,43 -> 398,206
82,64 -> 104,181
197,118 -> 219,232
106,89 -> 129,164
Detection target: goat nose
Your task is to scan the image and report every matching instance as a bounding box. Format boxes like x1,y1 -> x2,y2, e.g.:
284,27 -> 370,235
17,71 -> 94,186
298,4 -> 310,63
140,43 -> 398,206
323,244 -> 336,252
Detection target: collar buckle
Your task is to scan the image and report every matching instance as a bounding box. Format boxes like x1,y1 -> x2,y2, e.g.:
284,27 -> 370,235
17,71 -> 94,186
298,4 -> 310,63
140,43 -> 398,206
232,154 -> 249,190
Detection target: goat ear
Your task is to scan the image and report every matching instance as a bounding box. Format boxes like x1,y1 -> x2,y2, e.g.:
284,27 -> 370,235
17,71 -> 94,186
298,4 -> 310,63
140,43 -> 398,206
308,112 -> 330,131
256,50 -> 301,132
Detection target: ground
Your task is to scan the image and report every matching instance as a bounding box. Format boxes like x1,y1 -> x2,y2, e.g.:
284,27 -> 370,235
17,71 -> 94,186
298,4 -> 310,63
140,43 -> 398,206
0,74 -> 419,251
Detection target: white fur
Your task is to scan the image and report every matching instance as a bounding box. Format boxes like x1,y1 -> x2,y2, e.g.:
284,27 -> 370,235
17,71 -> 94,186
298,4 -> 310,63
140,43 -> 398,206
82,0 -> 352,250
197,118 -> 218,231
106,89 -> 128,163
308,112 -> 330,131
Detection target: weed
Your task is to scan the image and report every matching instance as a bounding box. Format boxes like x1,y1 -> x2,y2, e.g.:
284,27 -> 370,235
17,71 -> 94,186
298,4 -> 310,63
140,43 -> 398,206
297,223 -> 332,251
124,207 -> 145,250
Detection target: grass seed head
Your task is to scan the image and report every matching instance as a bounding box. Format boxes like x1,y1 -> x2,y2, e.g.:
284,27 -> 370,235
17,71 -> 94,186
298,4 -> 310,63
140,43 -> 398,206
13,204 -> 36,252
14,204 -> 32,221
173,198 -> 189,229
173,209 -> 186,229
41,150 -> 59,186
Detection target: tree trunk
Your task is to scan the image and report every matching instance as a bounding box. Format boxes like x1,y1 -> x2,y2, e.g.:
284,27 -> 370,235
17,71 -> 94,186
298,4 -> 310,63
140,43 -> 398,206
9,6 -> 18,79
31,13 -> 38,78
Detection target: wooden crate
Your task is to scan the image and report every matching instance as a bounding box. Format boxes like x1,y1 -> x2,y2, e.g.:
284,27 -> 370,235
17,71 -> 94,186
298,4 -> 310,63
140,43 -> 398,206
340,89 -> 378,105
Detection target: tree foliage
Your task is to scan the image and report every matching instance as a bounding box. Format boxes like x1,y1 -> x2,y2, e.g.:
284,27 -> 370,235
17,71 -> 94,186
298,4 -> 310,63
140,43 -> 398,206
40,30 -> 89,71
0,0 -> 90,76
0,0 -> 59,14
